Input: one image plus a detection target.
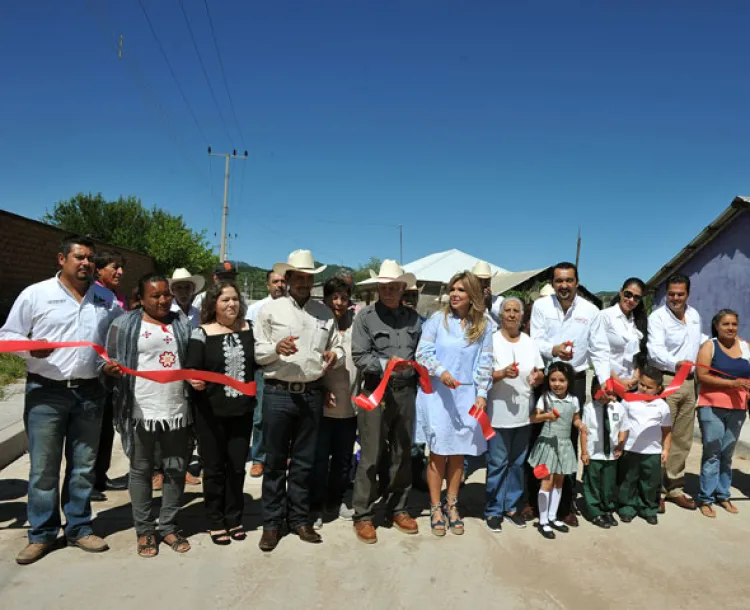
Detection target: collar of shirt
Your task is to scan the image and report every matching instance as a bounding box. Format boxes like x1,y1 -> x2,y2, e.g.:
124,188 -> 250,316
375,300 -> 409,322
536,294 -> 600,372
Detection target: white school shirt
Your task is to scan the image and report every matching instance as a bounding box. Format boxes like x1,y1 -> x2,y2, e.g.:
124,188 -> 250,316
590,304 -> 642,379
487,332 -> 544,429
530,294 -> 610,383
647,305 -> 704,374
582,400 -> 628,461
623,399 -> 671,455
0,275 -> 123,380
170,301 -> 200,329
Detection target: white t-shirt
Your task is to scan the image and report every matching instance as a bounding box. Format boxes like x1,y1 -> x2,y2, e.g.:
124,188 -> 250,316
623,399 -> 671,455
487,332 -> 544,429
133,321 -> 189,429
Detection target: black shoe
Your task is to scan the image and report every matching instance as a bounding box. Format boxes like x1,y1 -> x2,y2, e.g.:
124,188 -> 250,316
644,515 -> 658,525
105,477 -> 128,491
591,515 -> 610,529
619,514 -> 634,523
605,513 -> 618,527
485,517 -> 502,532
209,531 -> 231,546
294,525 -> 322,544
549,520 -> 569,533
537,524 -> 556,539
504,513 -> 527,529
259,529 -> 281,552
90,489 -> 107,502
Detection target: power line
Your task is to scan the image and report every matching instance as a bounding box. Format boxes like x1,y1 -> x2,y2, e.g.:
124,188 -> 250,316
137,0 -> 209,144
202,0 -> 246,143
178,0 -> 234,146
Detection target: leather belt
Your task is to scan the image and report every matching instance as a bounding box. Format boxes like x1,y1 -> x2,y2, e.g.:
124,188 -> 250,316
27,373 -> 100,389
265,378 -> 324,394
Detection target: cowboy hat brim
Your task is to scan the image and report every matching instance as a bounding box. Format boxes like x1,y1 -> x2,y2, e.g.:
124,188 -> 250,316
168,275 -> 205,293
473,270 -> 499,279
368,270 -> 417,286
272,262 -> 328,276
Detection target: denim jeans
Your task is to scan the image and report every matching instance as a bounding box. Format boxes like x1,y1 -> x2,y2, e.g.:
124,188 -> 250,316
250,371 -> 265,464
485,425 -> 531,518
697,407 -> 746,505
261,384 -> 323,529
24,380 -> 105,543
311,416 -> 357,510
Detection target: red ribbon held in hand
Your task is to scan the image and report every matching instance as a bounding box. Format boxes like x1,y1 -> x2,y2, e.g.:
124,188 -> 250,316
533,464 -> 550,479
595,361 -> 692,403
468,404 -> 495,440
353,358 -> 433,411
0,340 -> 256,396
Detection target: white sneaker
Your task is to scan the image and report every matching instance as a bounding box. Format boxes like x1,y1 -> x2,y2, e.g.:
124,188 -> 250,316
312,515 -> 323,530
338,503 -> 355,520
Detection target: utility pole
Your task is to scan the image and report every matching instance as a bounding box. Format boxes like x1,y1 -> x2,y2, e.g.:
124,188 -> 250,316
208,146 -> 248,261
575,225 -> 582,269
399,224 -> 403,264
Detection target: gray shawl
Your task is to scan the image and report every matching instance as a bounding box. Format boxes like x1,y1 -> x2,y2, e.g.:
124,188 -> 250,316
107,309 -> 192,458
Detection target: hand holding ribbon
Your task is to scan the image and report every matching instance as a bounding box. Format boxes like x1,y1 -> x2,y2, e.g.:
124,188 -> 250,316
469,403 -> 495,440
353,358 -> 433,411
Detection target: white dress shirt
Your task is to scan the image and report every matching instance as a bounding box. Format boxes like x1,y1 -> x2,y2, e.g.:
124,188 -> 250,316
170,301 -> 200,329
590,304 -> 642,379
255,295 -> 345,382
0,275 -> 123,380
582,400 -> 628,460
530,294 -> 610,382
489,295 -> 505,327
647,305 -> 704,373
246,295 -> 273,325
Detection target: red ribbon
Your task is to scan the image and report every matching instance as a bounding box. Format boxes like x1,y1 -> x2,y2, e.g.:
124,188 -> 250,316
0,340 -> 256,396
468,404 -> 495,440
595,361 -> 696,402
352,359 -> 433,411
533,464 -> 550,479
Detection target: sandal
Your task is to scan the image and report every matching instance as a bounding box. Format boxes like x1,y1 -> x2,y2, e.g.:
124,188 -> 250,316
699,504 -> 716,518
162,532 -> 191,553
229,526 -> 247,541
430,503 -> 447,537
717,500 -> 739,514
137,534 -> 158,558
210,530 -> 231,546
444,494 -> 464,535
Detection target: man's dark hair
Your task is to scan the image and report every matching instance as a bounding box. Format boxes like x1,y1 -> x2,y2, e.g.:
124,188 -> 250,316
639,365 -> 664,388
60,234 -> 95,258
551,261 -> 579,282
93,250 -> 125,271
201,280 -> 246,323
666,273 -> 690,295
324,276 -> 352,300
266,269 -> 274,281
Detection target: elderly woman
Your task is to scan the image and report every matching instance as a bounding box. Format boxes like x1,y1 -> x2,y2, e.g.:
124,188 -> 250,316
185,281 -> 256,544
415,271 -> 493,536
107,273 -> 193,557
484,297 -> 544,532
694,309 -> 750,517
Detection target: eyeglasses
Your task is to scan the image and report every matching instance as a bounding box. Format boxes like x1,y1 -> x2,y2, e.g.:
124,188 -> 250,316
622,291 -> 643,302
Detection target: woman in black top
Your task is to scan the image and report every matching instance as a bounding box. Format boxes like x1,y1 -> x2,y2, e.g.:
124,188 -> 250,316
186,281 -> 256,544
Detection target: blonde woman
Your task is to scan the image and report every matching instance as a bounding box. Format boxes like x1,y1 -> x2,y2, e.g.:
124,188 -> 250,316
415,272 -> 493,536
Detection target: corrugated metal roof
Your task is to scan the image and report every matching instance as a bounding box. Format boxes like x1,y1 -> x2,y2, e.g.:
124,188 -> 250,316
646,196 -> 750,289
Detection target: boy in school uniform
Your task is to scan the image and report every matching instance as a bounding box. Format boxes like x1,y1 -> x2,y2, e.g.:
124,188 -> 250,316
617,367 -> 673,525
581,397 -> 629,529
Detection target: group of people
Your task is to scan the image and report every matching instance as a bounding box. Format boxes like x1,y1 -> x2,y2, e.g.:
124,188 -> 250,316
1,236 -> 748,565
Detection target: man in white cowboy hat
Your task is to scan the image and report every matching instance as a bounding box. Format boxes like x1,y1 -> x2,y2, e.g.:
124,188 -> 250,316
254,249 -> 345,552
472,260 -> 504,327
351,259 -> 422,544
169,268 -> 205,329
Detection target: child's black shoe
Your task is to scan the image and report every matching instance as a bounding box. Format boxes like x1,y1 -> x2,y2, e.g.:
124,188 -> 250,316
549,520 -> 569,533
619,514 -> 634,523
644,515 -> 658,525
537,524 -> 556,539
591,515 -> 610,529
605,513 -> 618,527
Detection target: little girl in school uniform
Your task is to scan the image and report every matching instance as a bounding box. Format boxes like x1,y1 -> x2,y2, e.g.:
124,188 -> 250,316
527,362 -> 585,540
618,367 -> 672,525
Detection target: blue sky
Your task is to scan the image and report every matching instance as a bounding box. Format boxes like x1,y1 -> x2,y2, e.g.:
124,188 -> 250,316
1,1 -> 749,291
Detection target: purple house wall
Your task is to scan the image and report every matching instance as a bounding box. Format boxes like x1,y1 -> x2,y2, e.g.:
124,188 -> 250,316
654,212 -> 750,339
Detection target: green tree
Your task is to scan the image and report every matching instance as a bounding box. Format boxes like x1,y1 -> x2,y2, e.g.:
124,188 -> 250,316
352,257 -> 382,284
43,193 -> 217,274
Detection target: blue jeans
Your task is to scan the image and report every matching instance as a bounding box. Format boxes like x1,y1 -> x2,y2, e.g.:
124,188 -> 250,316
24,380 -> 105,543
697,407 -> 746,505
250,372 -> 265,464
485,425 -> 531,518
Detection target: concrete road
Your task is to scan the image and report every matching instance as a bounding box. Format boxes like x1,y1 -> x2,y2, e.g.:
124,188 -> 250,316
1,438 -> 750,610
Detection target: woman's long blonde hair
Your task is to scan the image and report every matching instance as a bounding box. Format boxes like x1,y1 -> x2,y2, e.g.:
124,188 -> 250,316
442,271 -> 487,344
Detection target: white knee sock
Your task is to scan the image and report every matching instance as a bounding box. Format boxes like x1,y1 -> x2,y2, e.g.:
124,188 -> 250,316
538,490 -> 550,525
548,487 -> 562,523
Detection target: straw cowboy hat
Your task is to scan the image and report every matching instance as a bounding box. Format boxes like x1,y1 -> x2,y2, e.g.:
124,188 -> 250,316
471,260 -> 497,279
168,268 -> 205,293
539,283 -> 556,297
272,249 -> 328,276
369,259 -> 417,286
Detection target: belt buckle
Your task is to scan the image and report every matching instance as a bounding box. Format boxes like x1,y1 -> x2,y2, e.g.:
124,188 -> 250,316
66,379 -> 79,389
288,382 -> 305,394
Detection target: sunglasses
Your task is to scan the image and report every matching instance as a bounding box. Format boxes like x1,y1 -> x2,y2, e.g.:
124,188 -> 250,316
622,291 -> 643,302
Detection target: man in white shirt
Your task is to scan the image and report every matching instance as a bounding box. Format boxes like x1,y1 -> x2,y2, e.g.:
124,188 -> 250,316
530,262 -> 612,526
254,250 -> 344,552
647,273 -> 703,511
245,269 -> 287,478
191,261 -> 238,311
0,236 -> 123,565
168,267 -> 204,330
